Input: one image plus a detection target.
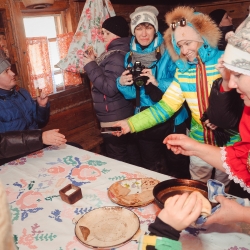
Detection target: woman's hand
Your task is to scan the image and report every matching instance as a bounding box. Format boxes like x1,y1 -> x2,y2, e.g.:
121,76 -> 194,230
205,195 -> 249,225
82,51 -> 95,66
112,120 -> 131,136
204,119 -> 217,130
37,92 -> 48,107
163,134 -> 200,156
158,192 -> 202,231
141,68 -> 158,87
119,70 -> 133,86
42,129 -> 67,146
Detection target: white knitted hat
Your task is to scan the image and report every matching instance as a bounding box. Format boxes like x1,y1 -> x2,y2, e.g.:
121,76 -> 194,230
223,14 -> 250,76
130,5 -> 159,35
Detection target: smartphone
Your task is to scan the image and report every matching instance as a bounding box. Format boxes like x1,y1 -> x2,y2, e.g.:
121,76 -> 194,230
101,127 -> 122,134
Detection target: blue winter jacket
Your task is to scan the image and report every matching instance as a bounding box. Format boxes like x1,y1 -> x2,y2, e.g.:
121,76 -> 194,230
0,87 -> 50,133
117,32 -> 188,125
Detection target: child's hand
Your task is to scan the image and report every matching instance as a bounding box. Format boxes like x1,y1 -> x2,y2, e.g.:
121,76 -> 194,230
158,192 -> 202,231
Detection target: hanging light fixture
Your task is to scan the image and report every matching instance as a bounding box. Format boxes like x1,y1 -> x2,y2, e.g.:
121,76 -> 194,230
22,0 -> 54,9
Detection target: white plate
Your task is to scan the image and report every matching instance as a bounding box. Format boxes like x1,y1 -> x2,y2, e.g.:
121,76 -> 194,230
75,206 -> 140,248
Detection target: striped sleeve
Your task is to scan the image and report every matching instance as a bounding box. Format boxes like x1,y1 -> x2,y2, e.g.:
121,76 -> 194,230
128,75 -> 185,133
138,235 -> 182,250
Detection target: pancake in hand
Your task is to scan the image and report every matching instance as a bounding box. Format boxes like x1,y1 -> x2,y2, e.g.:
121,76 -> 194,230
186,191 -> 211,217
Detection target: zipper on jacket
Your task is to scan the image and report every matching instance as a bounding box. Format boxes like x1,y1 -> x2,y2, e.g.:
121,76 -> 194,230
103,95 -> 108,112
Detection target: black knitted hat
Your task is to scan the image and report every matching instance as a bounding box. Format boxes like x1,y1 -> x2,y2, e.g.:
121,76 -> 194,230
209,9 -> 226,26
102,16 -> 129,37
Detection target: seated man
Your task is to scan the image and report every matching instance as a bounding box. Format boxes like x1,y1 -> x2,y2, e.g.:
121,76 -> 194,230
0,51 -> 50,132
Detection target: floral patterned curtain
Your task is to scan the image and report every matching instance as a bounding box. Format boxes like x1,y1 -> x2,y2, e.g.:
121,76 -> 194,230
57,32 -> 82,87
26,37 -> 53,98
55,0 -> 115,73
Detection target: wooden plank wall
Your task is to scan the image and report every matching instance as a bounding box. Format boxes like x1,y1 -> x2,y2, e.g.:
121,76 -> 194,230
78,0 -> 250,29
43,78 -> 103,152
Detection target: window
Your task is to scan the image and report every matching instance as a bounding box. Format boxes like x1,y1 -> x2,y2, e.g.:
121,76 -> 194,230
23,14 -> 65,92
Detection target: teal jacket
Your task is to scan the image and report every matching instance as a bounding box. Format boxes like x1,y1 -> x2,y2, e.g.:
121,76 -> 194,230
117,32 -> 188,126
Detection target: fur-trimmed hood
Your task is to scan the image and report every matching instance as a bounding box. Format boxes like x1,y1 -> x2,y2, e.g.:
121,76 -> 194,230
164,6 -> 221,65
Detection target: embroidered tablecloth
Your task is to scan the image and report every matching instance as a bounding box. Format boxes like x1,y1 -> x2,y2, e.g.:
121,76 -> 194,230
0,145 -> 250,250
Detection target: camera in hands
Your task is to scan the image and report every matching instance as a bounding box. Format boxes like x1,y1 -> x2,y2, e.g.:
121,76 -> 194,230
127,61 -> 149,87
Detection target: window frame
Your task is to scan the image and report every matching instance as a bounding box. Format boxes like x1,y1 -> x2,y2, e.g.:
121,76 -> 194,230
22,12 -> 67,94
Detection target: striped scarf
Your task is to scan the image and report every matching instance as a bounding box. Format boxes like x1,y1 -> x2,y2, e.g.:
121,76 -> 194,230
196,56 -> 215,145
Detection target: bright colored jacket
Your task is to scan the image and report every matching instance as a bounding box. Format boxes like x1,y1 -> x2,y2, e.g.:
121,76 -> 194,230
117,32 -> 188,126
138,217 -> 182,250
128,47 -> 240,145
138,235 -> 182,250
223,106 -> 250,192
0,87 -> 50,133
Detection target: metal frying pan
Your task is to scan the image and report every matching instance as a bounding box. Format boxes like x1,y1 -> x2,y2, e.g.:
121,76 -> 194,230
153,179 -> 210,209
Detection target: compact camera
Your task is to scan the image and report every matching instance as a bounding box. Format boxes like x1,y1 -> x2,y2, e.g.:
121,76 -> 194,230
127,61 -> 149,87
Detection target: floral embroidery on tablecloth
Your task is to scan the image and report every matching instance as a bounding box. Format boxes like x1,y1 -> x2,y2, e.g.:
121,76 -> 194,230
18,225 -> 57,249
65,236 -> 85,250
71,165 -> 101,181
16,191 -> 43,210
7,157 -> 27,165
86,160 -> 107,166
49,209 -> 62,222
27,150 -> 44,158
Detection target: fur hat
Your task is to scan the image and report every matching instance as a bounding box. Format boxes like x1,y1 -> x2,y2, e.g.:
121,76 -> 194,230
164,6 -> 221,62
102,16 -> 129,38
209,9 -> 226,26
130,5 -> 159,35
223,14 -> 250,76
0,50 -> 10,74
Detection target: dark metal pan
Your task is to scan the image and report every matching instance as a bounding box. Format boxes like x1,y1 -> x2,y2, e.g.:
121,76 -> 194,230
153,179 -> 210,209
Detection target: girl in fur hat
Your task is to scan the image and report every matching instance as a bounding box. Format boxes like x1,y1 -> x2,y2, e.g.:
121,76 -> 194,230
116,6 -> 241,185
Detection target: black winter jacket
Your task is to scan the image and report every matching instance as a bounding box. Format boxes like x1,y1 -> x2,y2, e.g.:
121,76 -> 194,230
0,130 -> 43,159
84,37 -> 134,122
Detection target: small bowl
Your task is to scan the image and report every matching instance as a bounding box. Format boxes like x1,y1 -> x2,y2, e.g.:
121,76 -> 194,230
59,184 -> 82,204
153,179 -> 209,209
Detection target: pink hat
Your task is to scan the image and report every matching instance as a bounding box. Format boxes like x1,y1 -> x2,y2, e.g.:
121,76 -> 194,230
174,25 -> 203,44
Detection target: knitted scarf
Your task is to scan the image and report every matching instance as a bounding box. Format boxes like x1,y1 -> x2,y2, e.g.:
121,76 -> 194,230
129,43 -> 164,68
196,56 -> 215,146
